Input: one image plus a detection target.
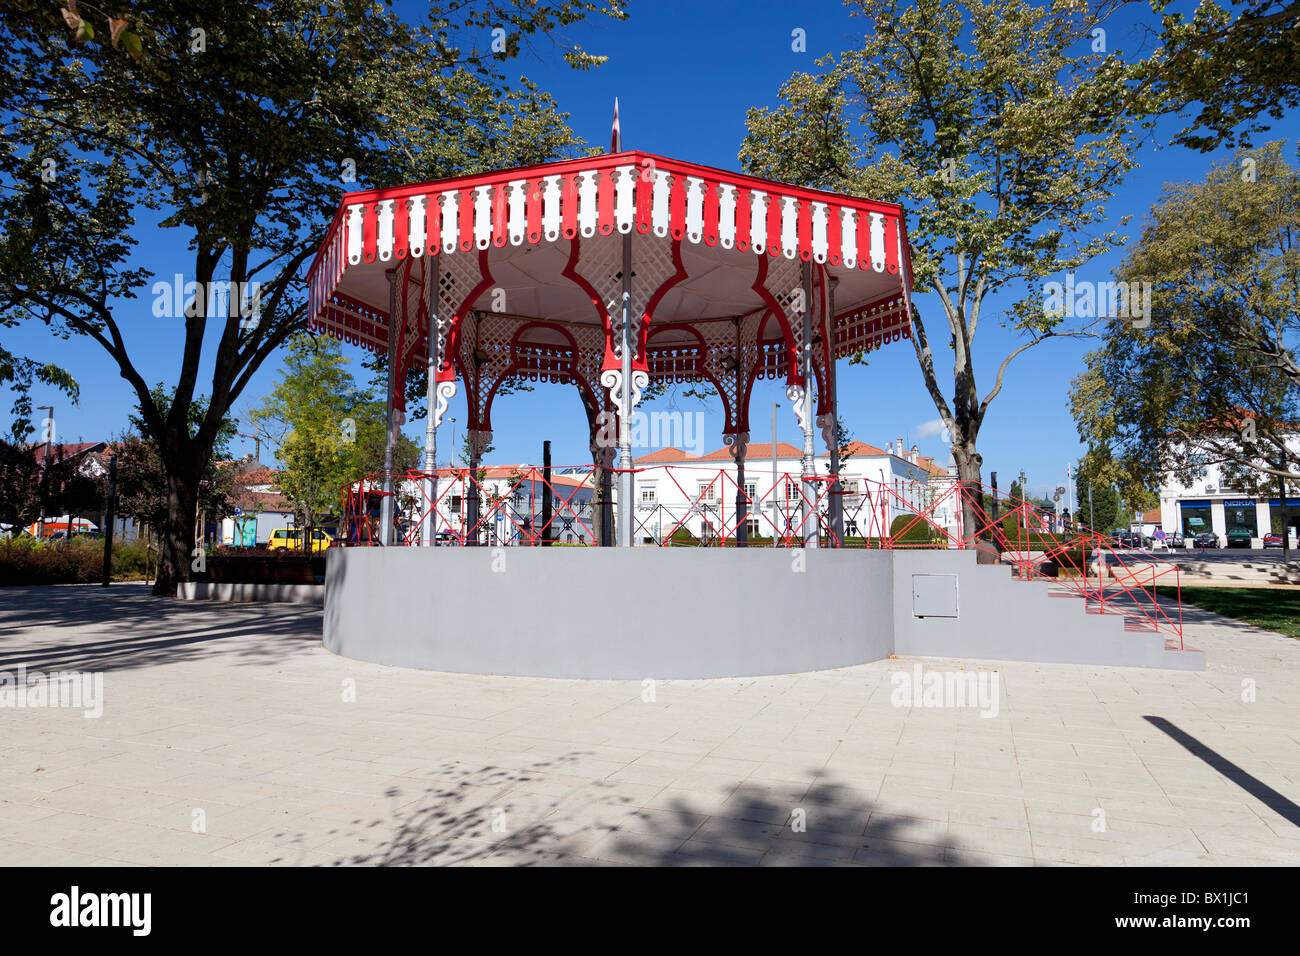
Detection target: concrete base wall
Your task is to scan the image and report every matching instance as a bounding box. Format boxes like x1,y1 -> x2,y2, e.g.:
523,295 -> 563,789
178,582 -> 324,605
323,547 -> 1204,678
324,547 -> 893,679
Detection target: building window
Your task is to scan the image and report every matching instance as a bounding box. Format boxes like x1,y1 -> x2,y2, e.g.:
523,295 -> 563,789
697,481 -> 716,502
1225,500 -> 1257,536
744,482 -> 756,500
640,486 -> 656,503
1179,501 -> 1211,537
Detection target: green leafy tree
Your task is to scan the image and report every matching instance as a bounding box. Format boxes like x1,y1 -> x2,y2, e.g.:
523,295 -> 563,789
0,0 -> 625,593
1070,142 -> 1300,499
741,0 -> 1141,546
252,335 -> 417,547
1131,0 -> 1300,152
0,339 -> 78,443
1073,450 -> 1124,534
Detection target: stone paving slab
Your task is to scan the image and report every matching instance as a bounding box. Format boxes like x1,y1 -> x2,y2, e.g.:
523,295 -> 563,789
0,583 -> 1296,866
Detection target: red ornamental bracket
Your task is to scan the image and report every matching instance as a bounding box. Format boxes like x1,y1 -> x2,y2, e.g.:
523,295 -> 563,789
458,188 -> 475,252
393,197 -> 409,260
492,183 -> 509,248
702,181 -> 720,246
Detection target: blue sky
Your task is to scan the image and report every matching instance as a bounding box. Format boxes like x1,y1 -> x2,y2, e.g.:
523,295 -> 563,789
6,0 -> 1295,499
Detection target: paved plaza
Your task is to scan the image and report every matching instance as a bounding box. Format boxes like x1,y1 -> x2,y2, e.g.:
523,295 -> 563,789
0,583 -> 1296,866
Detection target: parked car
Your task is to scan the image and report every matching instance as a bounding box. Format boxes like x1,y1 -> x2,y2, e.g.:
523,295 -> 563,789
1166,531 -> 1185,548
1225,526 -> 1253,548
267,528 -> 334,553
1193,531 -> 1220,549
1262,532 -> 1296,549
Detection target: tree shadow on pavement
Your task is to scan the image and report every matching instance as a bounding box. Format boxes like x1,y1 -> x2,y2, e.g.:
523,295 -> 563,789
0,582 -> 322,674
316,761 -> 981,867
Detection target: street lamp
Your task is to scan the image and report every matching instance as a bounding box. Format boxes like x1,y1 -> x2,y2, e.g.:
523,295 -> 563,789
448,417 -> 457,468
36,405 -> 53,540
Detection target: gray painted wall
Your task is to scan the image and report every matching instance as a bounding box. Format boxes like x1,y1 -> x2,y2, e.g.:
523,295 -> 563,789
323,546 -> 1204,678
324,547 -> 893,679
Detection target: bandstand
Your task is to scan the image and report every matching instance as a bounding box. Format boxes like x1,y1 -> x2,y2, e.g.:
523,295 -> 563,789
307,150 -> 1201,677
306,150 -> 915,549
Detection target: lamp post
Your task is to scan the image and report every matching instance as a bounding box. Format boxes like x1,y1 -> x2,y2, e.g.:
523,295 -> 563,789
36,405 -> 53,540
448,417 -> 457,468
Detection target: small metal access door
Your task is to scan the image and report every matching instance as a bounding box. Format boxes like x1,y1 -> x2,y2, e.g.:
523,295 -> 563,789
912,573 -> 959,618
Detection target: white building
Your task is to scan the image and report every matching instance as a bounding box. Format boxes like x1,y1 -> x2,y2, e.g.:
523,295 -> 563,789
218,464 -> 296,546
365,440 -> 959,546
1157,429 -> 1300,546
390,466 -> 598,545
627,439 -> 956,544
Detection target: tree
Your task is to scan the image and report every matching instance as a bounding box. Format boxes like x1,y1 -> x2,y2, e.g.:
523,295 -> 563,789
0,439 -> 117,534
1070,142 -> 1300,499
740,0 -> 1140,549
0,0 -> 625,593
0,339 -> 78,443
0,437 -> 44,529
117,385 -> 236,538
251,334 -> 417,546
1131,0 -> 1300,152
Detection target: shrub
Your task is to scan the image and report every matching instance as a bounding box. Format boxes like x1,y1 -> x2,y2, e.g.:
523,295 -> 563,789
890,514 -> 938,544
0,536 -> 151,585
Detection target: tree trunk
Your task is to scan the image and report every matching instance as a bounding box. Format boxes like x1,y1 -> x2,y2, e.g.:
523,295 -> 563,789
153,467 -> 200,596
952,443 -> 997,563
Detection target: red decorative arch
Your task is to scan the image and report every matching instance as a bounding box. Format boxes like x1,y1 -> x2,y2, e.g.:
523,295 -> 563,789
645,322 -> 733,429
750,255 -> 800,386
439,247 -> 496,383
480,320 -> 603,432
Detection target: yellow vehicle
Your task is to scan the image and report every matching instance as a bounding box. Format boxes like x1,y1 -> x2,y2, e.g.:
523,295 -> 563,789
267,528 -> 334,553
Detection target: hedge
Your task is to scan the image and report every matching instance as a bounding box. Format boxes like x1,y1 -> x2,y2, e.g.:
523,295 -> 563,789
0,537 -> 150,586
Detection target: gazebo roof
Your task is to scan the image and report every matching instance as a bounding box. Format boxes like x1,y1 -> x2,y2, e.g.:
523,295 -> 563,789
305,150 -> 914,361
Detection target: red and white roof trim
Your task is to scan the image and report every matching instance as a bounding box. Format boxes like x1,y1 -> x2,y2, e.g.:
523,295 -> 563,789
306,151 -> 910,327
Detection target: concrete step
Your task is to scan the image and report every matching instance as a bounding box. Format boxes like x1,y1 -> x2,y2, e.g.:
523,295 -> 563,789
1004,570 -> 1201,669
969,562 -> 1194,669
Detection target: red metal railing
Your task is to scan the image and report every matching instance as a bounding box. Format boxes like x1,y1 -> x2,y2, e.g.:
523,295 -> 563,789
340,465 -> 1184,643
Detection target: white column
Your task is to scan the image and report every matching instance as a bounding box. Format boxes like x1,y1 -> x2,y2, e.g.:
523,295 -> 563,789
1254,500 -> 1271,545
379,269 -> 399,546
618,232 -> 636,547
420,268 -> 439,547
799,261 -> 818,548
1210,500 -> 1227,540
825,275 -> 842,544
